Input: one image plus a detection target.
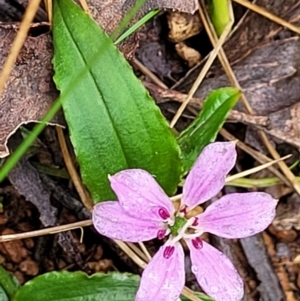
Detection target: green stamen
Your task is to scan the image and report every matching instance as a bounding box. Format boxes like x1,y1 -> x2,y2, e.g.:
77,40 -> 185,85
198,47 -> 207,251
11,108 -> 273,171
169,216 -> 187,236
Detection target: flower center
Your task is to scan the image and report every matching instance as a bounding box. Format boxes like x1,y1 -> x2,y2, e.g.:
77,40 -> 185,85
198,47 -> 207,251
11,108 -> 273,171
169,216 -> 187,236
161,213 -> 203,259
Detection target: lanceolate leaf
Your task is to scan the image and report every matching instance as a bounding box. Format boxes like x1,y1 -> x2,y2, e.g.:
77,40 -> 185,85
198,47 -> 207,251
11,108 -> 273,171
177,87 -> 240,174
52,0 -> 181,202
13,271 -> 139,301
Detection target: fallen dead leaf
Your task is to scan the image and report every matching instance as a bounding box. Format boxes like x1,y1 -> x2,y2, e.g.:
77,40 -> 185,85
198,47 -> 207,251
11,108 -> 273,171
167,11 -> 202,42
175,42 -> 201,67
0,24 -> 61,158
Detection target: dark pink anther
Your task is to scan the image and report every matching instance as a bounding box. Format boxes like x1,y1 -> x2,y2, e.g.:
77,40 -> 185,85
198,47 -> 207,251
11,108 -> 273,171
157,229 -> 167,240
192,217 -> 199,226
192,237 -> 203,250
158,207 -> 170,220
180,205 -> 187,215
163,246 -> 175,259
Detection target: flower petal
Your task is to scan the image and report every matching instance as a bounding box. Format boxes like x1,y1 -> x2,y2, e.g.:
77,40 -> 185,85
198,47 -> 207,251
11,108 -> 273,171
187,240 -> 244,301
183,142 -> 237,208
92,201 -> 161,242
135,243 -> 185,301
110,169 -> 174,221
196,192 -> 276,238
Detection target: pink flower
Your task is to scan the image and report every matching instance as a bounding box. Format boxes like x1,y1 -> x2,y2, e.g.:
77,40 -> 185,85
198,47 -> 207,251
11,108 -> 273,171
92,142 -> 276,301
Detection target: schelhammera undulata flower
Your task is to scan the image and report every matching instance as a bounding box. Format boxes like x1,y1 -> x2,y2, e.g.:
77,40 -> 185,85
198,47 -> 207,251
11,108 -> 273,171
92,142 -> 277,301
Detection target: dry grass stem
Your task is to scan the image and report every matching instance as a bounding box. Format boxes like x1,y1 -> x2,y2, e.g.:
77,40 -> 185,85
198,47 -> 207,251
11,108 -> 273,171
259,135 -> 300,194
127,243 -> 149,262
78,0 -> 91,15
169,6 -> 234,128
114,240 -> 147,269
233,0 -> 300,35
226,154 -> 292,182
0,0 -> 42,99
0,220 -> 92,242
138,242 -> 152,261
56,127 -> 94,211
132,58 -> 169,89
44,0 -> 52,23
219,128 -> 290,186
199,0 -> 252,112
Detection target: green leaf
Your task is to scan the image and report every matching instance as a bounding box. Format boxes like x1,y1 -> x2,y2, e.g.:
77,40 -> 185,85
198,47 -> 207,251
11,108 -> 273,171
114,9 -> 160,45
177,87 -> 240,174
13,270 -> 212,301
0,266 -> 20,299
52,0 -> 181,202
13,271 -> 139,301
208,0 -> 231,37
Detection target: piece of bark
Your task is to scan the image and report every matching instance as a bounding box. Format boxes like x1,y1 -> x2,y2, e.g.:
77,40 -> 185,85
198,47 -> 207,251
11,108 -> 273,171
8,156 -> 57,227
240,234 -> 284,301
39,173 -> 91,220
57,231 -> 87,270
0,0 -> 27,21
224,0 -> 300,64
0,0 -> 47,21
262,232 -> 297,301
192,37 -> 300,116
7,136 -> 85,267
